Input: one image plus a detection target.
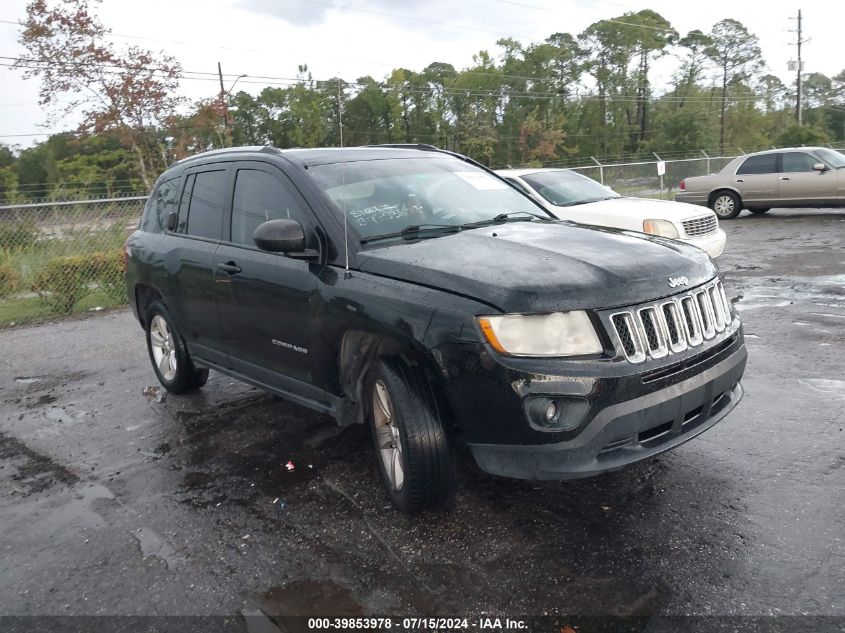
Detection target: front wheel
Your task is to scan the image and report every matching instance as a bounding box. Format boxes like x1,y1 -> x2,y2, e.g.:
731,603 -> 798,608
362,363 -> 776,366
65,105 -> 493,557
367,357 -> 455,513
145,301 -> 209,394
710,191 -> 742,219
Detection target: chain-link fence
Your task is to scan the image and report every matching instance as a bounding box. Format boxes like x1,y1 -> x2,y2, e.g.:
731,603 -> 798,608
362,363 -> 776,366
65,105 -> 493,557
0,196 -> 146,328
565,145 -> 845,199
2,144 -> 844,328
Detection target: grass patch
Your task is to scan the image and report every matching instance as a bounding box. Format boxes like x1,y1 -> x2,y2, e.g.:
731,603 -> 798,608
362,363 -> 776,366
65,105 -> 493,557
0,289 -> 125,328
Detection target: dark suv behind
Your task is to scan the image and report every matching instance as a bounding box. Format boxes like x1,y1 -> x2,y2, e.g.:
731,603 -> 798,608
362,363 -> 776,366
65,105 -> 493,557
126,145 -> 747,512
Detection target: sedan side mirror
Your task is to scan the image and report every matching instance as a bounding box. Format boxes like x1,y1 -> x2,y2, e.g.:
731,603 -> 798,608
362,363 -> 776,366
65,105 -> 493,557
253,219 -> 318,260
813,162 -> 829,172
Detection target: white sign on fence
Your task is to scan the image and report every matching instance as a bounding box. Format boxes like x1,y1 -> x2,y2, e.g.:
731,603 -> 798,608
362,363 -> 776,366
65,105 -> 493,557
656,161 -> 666,176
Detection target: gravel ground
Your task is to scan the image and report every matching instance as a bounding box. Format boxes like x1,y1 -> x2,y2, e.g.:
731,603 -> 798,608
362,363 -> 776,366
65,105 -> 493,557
0,208 -> 843,627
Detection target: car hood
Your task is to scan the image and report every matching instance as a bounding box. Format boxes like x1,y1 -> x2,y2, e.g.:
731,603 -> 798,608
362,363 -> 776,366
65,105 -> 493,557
356,221 -> 716,313
556,197 -> 714,222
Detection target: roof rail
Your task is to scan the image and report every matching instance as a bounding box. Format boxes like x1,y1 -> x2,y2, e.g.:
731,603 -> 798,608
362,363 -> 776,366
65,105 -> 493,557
170,145 -> 280,167
365,143 -> 442,151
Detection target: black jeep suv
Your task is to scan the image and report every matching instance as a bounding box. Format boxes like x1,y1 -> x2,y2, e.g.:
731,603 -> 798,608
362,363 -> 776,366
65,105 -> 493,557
126,145 -> 747,512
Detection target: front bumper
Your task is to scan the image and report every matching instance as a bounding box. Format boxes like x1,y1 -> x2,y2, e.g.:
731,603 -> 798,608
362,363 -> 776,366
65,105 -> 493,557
469,345 -> 746,480
432,320 -> 746,481
681,228 -> 726,258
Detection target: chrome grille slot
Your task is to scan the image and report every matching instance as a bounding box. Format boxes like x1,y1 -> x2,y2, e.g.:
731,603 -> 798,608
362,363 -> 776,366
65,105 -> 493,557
708,285 -> 726,332
611,312 -> 646,363
680,296 -> 703,347
637,307 -> 668,359
661,301 -> 688,353
718,282 -> 732,325
681,215 -> 718,237
696,291 -> 716,339
610,279 -> 734,363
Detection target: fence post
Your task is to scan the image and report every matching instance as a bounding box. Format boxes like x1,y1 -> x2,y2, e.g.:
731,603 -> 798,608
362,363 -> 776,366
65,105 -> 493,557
653,152 -> 664,197
700,149 -> 710,175
590,156 -> 604,184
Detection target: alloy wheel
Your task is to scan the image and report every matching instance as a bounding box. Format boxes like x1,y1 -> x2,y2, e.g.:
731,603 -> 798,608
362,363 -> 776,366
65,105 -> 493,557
149,315 -> 178,381
373,379 -> 404,491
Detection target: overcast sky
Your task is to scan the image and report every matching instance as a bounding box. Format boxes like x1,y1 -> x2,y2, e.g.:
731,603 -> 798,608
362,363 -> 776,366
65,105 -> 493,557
1,0 -> 841,148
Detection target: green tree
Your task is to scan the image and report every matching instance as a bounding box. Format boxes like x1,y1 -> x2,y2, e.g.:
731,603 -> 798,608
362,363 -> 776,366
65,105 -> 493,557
17,0 -> 183,187
705,19 -> 764,153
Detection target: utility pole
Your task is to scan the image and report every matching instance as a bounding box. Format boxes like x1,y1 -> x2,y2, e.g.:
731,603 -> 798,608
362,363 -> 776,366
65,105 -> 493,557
789,10 -> 808,124
217,61 -> 230,131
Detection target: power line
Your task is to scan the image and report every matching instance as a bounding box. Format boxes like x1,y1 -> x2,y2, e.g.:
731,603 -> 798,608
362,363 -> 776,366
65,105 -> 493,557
491,0 -> 677,33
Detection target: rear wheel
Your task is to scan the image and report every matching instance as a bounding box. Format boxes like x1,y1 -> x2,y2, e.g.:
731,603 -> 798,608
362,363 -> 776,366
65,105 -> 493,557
710,190 -> 742,219
145,301 -> 209,394
749,208 -> 770,215
367,357 -> 455,513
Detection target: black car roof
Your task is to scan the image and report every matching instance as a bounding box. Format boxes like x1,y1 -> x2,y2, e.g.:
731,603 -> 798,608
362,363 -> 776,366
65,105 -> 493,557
171,145 -> 453,170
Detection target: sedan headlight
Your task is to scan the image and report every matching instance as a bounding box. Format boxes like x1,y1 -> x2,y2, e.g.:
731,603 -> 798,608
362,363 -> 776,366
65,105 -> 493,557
643,219 -> 680,239
477,311 -> 602,357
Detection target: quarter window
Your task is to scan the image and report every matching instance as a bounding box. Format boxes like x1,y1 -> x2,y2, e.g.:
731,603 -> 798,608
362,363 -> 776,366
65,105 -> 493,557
184,170 -> 227,240
230,169 -> 311,246
781,152 -> 817,173
736,154 -> 778,175
143,177 -> 179,233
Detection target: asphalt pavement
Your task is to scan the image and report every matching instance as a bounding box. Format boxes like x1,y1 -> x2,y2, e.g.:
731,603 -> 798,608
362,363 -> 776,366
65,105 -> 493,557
0,208 -> 843,626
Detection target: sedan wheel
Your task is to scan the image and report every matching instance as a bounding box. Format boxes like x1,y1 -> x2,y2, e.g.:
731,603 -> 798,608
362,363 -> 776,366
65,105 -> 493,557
711,191 -> 742,219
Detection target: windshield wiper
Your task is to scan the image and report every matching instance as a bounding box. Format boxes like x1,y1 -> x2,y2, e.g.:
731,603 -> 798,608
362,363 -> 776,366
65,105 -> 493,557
462,211 -> 550,228
561,196 -> 615,207
360,224 -> 463,244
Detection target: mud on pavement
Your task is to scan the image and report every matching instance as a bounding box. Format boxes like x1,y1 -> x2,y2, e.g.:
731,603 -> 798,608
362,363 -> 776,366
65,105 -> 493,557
0,208 -> 843,626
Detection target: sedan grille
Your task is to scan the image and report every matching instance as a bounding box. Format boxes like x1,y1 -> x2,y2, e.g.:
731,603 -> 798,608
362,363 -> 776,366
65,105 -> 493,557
682,215 -> 718,237
610,280 -> 733,363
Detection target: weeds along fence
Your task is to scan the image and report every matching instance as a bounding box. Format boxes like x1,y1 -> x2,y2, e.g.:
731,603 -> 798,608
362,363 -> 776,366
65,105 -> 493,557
0,196 -> 146,328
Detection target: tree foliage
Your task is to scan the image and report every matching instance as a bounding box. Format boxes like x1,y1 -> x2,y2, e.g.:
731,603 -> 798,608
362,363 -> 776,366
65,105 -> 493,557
4,5 -> 845,201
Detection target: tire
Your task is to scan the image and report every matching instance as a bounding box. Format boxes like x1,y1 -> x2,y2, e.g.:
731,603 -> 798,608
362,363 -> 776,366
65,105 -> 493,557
366,356 -> 455,513
749,208 -> 770,215
710,190 -> 742,219
145,301 -> 209,394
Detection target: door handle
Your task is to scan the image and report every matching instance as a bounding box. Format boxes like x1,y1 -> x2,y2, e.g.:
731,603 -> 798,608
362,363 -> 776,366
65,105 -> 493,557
735,179 -> 744,182
217,261 -> 241,275
779,177 -> 790,181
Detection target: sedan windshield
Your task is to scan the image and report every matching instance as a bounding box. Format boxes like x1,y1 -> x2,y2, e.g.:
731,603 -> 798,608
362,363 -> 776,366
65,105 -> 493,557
307,156 -> 550,242
521,170 -> 620,206
815,148 -> 845,169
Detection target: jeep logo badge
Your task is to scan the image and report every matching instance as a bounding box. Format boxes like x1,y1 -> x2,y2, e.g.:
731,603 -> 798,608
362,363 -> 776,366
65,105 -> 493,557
668,276 -> 689,288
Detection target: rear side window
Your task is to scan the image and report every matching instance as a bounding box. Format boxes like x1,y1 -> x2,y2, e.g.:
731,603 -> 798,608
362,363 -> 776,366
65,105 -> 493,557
184,170 -> 227,240
781,152 -> 817,173
142,177 -> 179,233
737,154 -> 778,175
230,169 -> 311,246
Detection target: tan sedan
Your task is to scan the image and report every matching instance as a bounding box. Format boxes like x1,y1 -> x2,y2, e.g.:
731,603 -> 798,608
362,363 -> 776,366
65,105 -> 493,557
675,147 -> 845,219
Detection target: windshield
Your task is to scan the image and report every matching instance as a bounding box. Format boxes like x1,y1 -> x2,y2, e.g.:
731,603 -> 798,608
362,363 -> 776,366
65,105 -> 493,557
307,156 -> 549,241
815,148 -> 845,169
521,170 -> 620,206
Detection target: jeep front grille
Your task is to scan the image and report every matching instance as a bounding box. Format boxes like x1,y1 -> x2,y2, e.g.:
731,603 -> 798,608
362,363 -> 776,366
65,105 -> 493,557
610,280 -> 733,363
682,215 -> 718,237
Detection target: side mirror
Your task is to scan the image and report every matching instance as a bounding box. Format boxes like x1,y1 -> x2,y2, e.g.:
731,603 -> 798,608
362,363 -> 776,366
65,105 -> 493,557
813,162 -> 828,172
253,219 -> 318,260
166,212 -> 178,231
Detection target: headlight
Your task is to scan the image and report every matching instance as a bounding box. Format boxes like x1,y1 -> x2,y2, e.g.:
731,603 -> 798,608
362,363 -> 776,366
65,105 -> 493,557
643,219 -> 679,239
477,311 -> 603,357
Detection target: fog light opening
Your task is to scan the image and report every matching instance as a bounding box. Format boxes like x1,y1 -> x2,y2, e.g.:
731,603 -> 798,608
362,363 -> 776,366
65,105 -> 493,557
545,402 -> 558,422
